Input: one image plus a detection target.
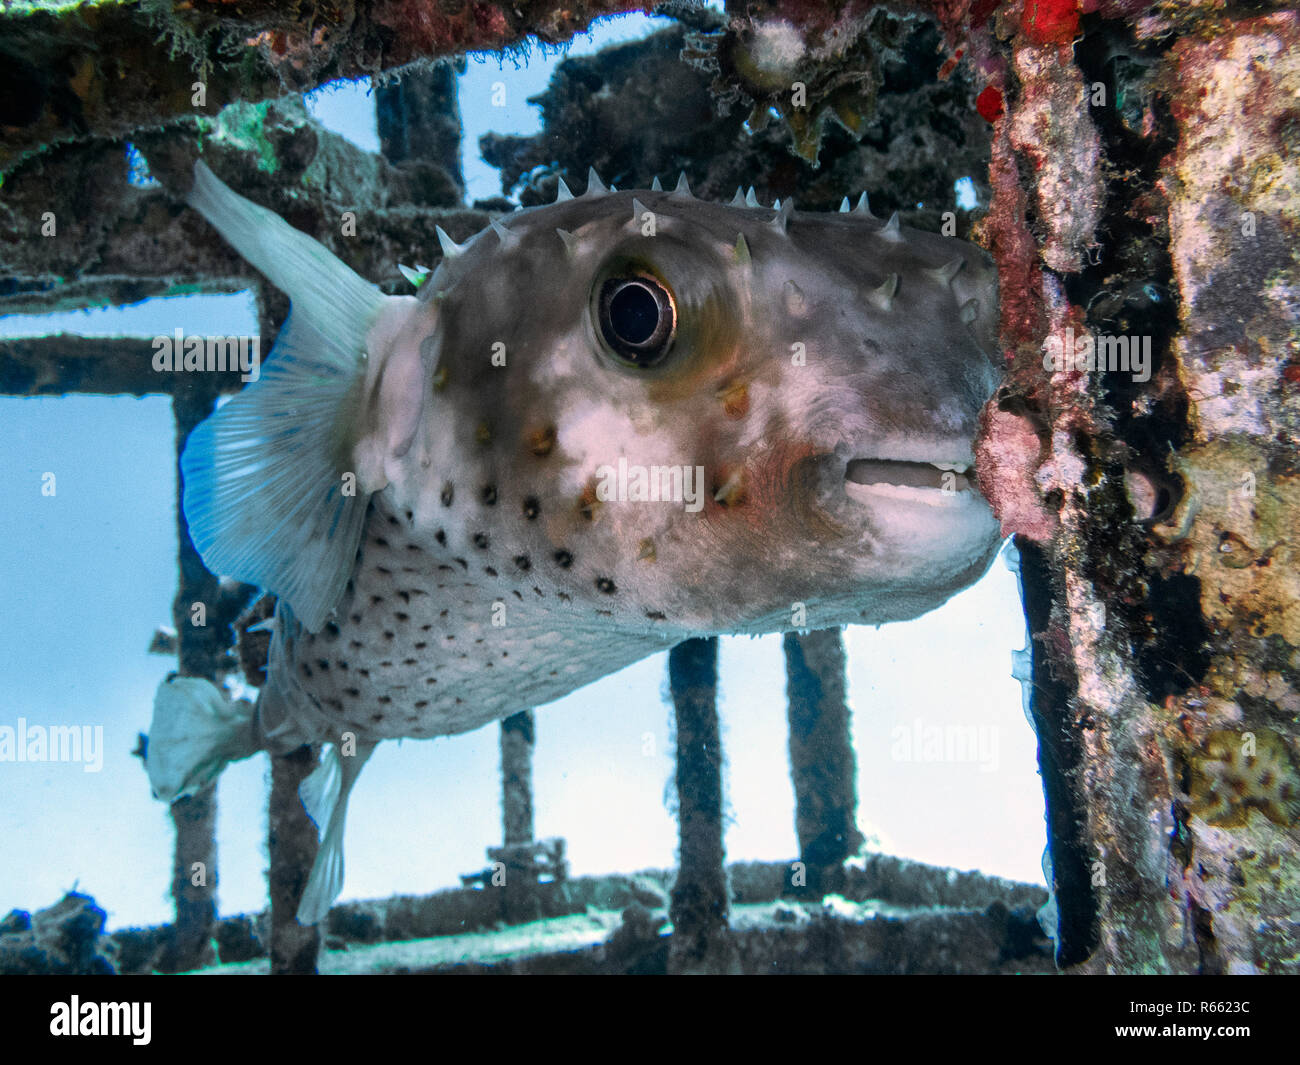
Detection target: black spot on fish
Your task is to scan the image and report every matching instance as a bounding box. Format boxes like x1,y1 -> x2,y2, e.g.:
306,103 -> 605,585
383,631 -> 395,640
351,614 -> 363,624
596,577 -> 617,595
455,557 -> 468,570
387,515 -> 400,527
426,676 -> 437,684
646,610 -> 666,621
374,537 -> 389,548
398,590 -> 410,604
533,587 -> 544,597
380,660 -> 393,668
377,566 -> 392,576
485,566 -> 498,577
415,700 -> 429,709
404,510 -> 413,522
441,482 -> 454,507
338,661 -> 349,670
395,612 -> 409,622
359,669 -> 370,678
514,555 -> 531,571
346,687 -> 361,697
523,497 -> 541,520
403,658 -> 417,666
406,543 -> 422,553
512,590 -> 523,600
324,622 -> 341,640
371,713 -> 384,722
301,663 -> 313,678
435,529 -> 447,547
473,533 -> 489,549
481,484 -> 497,505
370,595 -> 384,606
554,549 -> 573,568
316,659 -> 330,670
349,639 -> 363,649
415,642 -> 427,650
438,563 -> 454,572
558,592 -> 571,602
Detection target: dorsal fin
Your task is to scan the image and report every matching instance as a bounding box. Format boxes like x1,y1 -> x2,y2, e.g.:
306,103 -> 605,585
183,161 -> 394,632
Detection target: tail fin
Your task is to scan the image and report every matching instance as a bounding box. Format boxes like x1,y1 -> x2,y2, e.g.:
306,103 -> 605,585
145,676 -> 260,802
181,162 -> 385,632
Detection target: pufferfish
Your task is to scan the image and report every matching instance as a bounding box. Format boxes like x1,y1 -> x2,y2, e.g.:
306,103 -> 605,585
146,162 -> 1003,924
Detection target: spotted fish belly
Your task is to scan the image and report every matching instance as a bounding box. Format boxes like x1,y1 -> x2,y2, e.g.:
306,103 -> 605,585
268,495 -> 672,744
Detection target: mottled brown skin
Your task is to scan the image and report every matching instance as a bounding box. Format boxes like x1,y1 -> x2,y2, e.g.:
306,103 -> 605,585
257,186 -> 1004,749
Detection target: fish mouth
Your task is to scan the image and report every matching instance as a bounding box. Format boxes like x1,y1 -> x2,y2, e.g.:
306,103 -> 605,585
843,458 -> 977,506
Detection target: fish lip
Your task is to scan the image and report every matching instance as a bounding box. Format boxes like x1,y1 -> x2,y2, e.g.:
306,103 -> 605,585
841,456 -> 981,504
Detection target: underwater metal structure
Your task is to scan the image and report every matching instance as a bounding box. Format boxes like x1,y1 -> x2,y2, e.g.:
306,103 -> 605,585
2,0 -> 1298,974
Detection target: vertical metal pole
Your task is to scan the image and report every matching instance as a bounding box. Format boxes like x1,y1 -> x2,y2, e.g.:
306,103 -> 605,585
162,385 -> 222,972
376,58 -> 465,196
268,744 -> 322,974
783,628 -> 863,896
499,710 -> 536,923
500,710 -> 535,846
667,637 -> 736,973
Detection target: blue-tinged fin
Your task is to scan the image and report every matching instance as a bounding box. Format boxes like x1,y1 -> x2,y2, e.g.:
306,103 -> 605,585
145,676 -> 261,802
297,741 -> 376,925
183,161 -> 387,632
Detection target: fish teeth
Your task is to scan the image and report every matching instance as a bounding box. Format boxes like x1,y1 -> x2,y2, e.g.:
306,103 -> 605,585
733,233 -> 751,265
554,176 -> 574,203
630,197 -> 651,228
745,187 -> 760,208
880,211 -> 903,241
585,167 -> 609,197
839,197 -> 850,213
671,172 -> 693,200
651,175 -> 663,191
854,192 -> 875,218
730,187 -> 747,208
931,462 -> 971,473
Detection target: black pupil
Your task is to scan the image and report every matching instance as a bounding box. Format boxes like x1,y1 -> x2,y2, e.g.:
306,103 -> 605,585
609,282 -> 659,345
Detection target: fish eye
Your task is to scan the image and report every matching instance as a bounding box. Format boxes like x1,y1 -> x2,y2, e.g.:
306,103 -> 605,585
597,275 -> 676,368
